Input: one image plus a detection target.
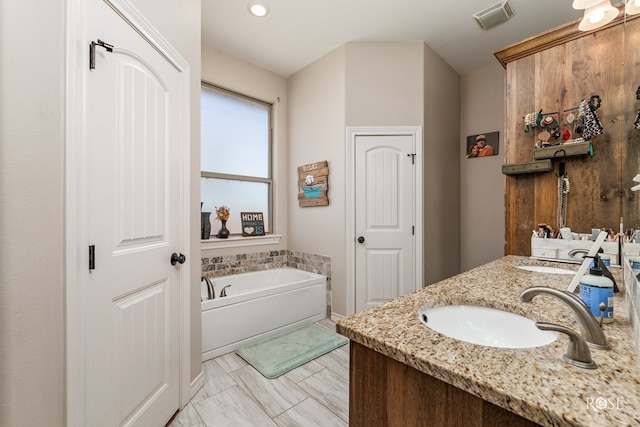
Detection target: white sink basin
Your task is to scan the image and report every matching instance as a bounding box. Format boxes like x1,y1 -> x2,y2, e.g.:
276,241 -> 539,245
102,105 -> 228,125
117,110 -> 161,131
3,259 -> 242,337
516,265 -> 576,275
417,305 -> 557,349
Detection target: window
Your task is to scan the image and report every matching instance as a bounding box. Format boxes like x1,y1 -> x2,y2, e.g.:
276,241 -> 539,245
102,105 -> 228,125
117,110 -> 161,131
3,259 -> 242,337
201,83 -> 272,236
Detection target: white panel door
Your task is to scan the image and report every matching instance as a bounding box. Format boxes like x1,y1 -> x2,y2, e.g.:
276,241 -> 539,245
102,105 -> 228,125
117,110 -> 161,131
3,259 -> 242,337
355,135 -> 415,312
83,1 -> 182,425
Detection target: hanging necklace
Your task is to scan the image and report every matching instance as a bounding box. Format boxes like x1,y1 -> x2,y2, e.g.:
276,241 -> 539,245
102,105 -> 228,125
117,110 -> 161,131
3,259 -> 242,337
557,175 -> 570,229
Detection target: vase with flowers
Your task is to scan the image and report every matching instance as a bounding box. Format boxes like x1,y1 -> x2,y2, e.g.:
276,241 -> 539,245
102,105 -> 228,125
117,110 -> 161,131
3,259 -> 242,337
215,205 -> 230,239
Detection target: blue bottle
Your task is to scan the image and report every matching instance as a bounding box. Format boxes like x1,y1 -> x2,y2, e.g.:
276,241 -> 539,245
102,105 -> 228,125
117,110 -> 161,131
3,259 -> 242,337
579,265 -> 614,324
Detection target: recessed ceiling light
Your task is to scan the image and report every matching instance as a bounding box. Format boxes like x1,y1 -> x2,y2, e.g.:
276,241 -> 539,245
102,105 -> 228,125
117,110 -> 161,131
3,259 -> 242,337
248,1 -> 270,18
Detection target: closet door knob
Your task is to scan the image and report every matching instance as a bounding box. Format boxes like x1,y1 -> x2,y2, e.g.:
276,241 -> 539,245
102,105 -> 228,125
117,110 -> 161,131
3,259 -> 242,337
171,253 -> 186,265
357,236 -> 365,244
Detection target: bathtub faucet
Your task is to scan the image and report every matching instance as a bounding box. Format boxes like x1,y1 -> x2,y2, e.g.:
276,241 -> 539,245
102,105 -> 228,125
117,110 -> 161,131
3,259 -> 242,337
202,276 -> 215,300
220,285 -> 231,298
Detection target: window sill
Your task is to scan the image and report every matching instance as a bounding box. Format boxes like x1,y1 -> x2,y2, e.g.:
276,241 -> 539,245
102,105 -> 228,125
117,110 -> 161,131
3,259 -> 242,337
201,234 -> 282,250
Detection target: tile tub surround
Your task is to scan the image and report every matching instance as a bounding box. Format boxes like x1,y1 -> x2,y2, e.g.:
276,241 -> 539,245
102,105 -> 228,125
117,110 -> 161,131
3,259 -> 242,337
337,256 -> 640,427
201,250 -> 332,314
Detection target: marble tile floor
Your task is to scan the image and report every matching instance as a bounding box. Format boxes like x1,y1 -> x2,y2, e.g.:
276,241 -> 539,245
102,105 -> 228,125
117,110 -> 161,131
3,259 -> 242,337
169,318 -> 349,427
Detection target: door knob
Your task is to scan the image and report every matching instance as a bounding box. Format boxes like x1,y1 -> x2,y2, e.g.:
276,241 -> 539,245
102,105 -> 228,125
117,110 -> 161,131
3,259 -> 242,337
357,236 -> 365,244
171,252 -> 186,265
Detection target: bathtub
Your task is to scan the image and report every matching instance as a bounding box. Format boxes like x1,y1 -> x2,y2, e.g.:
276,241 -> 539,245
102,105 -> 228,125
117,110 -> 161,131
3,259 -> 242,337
201,268 -> 327,361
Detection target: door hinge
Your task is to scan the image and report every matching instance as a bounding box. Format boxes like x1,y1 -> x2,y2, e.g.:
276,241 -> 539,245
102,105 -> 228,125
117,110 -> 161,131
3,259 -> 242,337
407,153 -> 416,164
89,245 -> 95,270
89,39 -> 114,70
412,226 -> 415,235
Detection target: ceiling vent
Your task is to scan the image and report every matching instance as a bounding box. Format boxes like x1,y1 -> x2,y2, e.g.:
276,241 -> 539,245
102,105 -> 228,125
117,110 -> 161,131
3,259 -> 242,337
473,1 -> 515,30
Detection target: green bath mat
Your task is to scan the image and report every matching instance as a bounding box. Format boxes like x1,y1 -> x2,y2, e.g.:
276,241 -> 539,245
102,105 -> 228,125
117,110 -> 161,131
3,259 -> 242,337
235,324 -> 348,379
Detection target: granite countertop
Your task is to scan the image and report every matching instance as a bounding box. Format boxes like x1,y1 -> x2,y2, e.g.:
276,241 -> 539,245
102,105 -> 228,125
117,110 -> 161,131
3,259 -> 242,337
336,256 -> 640,427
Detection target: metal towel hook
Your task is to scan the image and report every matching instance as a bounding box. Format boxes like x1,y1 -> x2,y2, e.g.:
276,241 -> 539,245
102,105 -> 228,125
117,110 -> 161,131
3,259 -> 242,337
553,148 -> 566,158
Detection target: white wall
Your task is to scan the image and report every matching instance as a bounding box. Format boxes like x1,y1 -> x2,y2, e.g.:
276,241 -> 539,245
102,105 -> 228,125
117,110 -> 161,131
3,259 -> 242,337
200,45 -> 289,257
460,62 -> 506,271
0,1 -> 200,424
288,46 -> 347,315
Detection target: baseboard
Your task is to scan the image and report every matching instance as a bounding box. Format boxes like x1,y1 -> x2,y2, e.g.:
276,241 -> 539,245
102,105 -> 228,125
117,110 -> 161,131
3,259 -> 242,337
189,370 -> 205,403
330,312 -> 344,322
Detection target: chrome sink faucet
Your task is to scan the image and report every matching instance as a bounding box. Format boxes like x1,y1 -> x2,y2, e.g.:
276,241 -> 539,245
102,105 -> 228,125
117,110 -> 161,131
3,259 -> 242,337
519,286 -> 611,350
568,248 -> 590,258
535,321 -> 597,369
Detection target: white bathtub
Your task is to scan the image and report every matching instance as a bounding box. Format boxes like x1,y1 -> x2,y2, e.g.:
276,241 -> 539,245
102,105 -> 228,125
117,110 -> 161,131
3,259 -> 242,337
201,268 -> 327,361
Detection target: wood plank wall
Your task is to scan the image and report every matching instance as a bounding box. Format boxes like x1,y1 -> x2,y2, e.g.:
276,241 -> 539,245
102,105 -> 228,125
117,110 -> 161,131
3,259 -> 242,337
495,12 -> 640,256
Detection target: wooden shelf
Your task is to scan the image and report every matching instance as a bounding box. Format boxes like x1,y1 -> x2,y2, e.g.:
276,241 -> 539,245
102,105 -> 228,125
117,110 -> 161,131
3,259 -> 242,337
532,141 -> 592,160
502,159 -> 552,175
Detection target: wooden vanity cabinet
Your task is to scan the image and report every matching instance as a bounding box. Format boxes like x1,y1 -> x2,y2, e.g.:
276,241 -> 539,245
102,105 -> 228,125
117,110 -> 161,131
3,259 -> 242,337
349,342 -> 540,427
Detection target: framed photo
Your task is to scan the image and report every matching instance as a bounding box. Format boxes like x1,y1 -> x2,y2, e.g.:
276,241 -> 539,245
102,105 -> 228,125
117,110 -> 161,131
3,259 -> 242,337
240,212 -> 265,236
466,131 -> 499,158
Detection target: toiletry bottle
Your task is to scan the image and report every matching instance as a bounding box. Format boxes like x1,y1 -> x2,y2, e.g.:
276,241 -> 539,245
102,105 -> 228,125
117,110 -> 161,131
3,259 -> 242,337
579,264 -> 614,324
629,256 -> 640,275
631,254 -> 640,279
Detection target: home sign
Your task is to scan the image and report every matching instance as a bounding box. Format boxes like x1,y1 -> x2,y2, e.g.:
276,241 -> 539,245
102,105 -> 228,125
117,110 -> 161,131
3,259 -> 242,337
240,212 -> 265,236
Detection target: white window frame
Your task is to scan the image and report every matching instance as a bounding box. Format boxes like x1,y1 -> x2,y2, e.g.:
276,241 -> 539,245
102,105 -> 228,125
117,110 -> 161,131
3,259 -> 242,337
200,82 -> 276,245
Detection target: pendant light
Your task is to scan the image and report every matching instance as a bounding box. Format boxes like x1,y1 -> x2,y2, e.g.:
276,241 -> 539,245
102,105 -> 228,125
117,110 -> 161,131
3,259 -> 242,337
627,0 -> 640,15
577,1 -> 619,31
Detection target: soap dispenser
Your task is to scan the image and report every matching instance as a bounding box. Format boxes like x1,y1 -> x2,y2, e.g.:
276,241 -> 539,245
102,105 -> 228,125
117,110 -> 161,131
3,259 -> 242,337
579,260 -> 614,324
589,250 -> 619,293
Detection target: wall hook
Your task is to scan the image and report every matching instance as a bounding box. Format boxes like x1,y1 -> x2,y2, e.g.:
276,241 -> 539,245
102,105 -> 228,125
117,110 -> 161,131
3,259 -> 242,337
553,148 -> 566,158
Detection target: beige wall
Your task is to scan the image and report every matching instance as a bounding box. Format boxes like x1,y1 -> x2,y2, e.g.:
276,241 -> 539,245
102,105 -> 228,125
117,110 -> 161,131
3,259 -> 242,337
200,45 -> 289,258
460,62 -> 506,271
346,42 -> 462,286
0,1 -> 66,424
287,42 -> 461,316
343,41 -> 461,286
0,1 -> 200,424
423,43 -> 461,284
288,46 -> 347,315
345,43 -> 424,126
196,42 -> 501,315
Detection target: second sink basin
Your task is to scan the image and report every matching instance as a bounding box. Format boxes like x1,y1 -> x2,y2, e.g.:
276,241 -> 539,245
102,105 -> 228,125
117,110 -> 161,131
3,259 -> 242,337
515,265 -> 576,275
417,305 -> 557,349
